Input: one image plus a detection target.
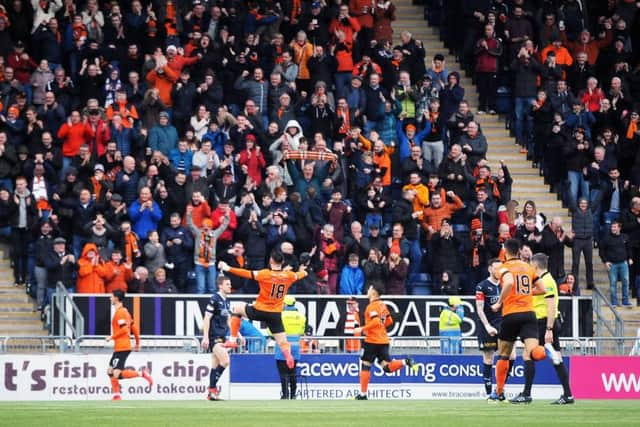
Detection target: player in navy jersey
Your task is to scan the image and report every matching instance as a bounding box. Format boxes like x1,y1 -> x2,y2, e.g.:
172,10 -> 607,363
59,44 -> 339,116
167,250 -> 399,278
201,276 -> 233,401
475,258 -> 515,399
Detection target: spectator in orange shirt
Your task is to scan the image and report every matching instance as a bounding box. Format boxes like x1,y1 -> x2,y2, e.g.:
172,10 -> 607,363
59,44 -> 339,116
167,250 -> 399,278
165,45 -> 200,74
146,55 -> 179,107
540,38 -> 574,70
421,190 -> 465,239
560,22 -> 613,66
359,131 -> 394,186
105,89 -> 139,128
183,190 -> 211,228
403,172 -> 429,212
290,31 -> 314,93
329,4 -> 361,50
102,249 -> 134,293
57,110 -> 93,174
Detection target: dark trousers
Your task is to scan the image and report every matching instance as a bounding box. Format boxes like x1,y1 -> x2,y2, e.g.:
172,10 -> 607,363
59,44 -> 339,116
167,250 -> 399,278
475,72 -> 496,111
170,260 -> 190,292
276,359 -> 297,399
11,227 -> 30,283
572,237 -> 594,292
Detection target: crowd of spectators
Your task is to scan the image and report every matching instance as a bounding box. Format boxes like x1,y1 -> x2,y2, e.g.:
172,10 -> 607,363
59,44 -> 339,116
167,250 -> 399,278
0,0 -> 638,312
428,0 -> 640,306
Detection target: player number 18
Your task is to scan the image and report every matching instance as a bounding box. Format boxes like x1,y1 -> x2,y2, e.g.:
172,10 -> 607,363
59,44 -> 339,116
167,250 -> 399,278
270,284 -> 286,299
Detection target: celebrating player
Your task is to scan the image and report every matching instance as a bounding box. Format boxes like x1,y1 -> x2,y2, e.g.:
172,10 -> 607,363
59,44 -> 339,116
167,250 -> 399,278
218,250 -> 307,368
530,253 -> 575,405
105,290 -> 152,401
201,275 -> 233,401
353,282 -> 418,400
489,239 -> 545,404
475,258 -> 515,399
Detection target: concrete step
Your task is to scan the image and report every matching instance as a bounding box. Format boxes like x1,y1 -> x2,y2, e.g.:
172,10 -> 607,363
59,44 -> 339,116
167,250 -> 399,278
0,294 -> 34,304
0,302 -> 36,311
0,328 -> 47,336
0,312 -> 41,320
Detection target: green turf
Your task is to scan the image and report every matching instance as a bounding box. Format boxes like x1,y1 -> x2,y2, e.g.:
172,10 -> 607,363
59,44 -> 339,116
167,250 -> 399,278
0,400 -> 637,427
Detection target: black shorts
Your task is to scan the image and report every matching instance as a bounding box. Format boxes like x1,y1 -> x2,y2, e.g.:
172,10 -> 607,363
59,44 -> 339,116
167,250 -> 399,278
109,351 -> 130,370
246,304 -> 285,334
207,336 -> 225,352
498,311 -> 538,342
537,318 -> 561,351
477,320 -> 502,351
360,342 -> 391,364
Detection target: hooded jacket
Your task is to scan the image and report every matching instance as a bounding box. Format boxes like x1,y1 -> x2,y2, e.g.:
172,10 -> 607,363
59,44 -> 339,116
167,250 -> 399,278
76,243 -> 107,293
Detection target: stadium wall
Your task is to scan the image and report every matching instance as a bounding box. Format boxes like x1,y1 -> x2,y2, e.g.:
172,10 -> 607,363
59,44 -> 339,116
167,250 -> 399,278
65,295 -> 593,338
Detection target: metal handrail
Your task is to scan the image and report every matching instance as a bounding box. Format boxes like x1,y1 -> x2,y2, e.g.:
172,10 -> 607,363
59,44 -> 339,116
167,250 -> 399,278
54,283 -> 85,347
591,286 -> 624,354
2,336 -> 74,353
74,335 -> 202,353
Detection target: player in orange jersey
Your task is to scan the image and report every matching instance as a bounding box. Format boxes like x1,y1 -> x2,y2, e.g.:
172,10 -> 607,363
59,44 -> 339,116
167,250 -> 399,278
106,290 -> 152,400
353,282 -> 418,400
218,250 -> 307,368
489,239 -> 545,404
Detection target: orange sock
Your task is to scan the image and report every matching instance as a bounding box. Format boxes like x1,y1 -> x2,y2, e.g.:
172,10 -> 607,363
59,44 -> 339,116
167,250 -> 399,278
121,370 -> 139,379
496,358 -> 509,394
387,359 -> 404,372
110,377 -> 120,394
360,370 -> 371,394
230,315 -> 241,337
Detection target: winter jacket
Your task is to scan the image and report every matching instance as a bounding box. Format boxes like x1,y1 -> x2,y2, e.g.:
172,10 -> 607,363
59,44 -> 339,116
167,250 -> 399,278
161,224 -> 194,263
146,66 -> 179,106
571,207 -> 593,239
339,265 -> 365,295
144,241 -> 167,274
599,232 -> 629,264
234,76 -> 269,113
148,123 -> 179,156
510,57 -> 542,98
76,243 -> 107,293
128,199 -> 162,240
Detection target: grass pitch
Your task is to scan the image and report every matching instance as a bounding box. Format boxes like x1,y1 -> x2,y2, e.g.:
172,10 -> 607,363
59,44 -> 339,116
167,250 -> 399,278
0,400 -> 637,427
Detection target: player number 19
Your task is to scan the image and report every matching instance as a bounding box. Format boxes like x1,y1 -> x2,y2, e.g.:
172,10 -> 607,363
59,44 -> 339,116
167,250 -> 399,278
515,275 -> 531,295
270,284 -> 286,299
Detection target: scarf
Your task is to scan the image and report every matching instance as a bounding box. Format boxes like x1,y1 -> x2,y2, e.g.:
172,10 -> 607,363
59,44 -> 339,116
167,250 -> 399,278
283,150 -> 338,164
498,237 -> 507,262
90,176 -> 103,202
389,238 -> 401,256
472,243 -> 480,267
338,108 -> 350,135
198,231 -> 214,263
274,46 -> 283,65
124,231 -> 140,263
291,0 -> 301,21
627,120 -> 638,139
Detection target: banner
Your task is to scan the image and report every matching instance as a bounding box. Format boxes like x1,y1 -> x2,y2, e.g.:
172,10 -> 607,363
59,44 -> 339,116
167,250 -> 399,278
66,294 -> 592,338
0,353 -> 227,401
570,356 -> 640,399
228,354 -> 567,400
0,353 -> 567,400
